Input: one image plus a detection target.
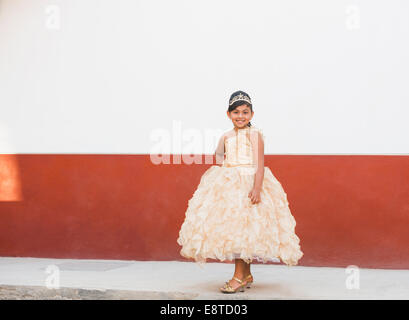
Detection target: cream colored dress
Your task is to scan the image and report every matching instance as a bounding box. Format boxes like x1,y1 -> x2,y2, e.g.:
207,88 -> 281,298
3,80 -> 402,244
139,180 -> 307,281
176,126 -> 303,268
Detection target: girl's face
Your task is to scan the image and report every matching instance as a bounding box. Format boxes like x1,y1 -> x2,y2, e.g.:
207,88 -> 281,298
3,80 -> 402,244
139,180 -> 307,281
227,104 -> 254,129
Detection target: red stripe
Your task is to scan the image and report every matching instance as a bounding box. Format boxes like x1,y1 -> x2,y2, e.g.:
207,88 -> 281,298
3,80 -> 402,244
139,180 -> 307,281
0,154 -> 408,268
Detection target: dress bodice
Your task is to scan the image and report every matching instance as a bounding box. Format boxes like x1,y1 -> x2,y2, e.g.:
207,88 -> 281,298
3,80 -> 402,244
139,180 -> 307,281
222,126 -> 264,167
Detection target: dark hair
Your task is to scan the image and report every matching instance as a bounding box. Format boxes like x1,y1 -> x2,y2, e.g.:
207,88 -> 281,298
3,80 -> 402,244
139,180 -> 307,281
227,90 -> 253,127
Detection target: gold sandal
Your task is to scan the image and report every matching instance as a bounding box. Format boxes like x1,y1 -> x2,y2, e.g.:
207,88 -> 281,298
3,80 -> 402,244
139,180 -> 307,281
244,274 -> 254,288
220,276 -> 246,293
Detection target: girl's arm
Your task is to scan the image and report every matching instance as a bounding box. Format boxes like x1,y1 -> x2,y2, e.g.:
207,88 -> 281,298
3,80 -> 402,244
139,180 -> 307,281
250,130 -> 264,190
214,134 -> 225,166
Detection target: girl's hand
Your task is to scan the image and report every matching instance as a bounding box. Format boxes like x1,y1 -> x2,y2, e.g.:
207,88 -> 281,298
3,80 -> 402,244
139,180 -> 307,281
248,187 -> 261,205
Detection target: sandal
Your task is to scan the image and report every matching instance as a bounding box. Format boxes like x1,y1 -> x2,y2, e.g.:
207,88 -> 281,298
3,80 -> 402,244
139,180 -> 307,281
244,274 -> 254,288
220,276 -> 246,293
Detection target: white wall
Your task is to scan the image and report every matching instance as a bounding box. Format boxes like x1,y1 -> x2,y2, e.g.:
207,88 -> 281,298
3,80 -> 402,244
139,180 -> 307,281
1,0 -> 408,154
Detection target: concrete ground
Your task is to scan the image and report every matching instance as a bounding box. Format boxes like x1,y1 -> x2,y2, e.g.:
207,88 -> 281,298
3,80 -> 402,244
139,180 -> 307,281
0,257 -> 408,300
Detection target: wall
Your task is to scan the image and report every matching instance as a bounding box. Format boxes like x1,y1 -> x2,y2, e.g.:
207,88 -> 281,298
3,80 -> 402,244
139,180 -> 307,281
1,0 -> 409,268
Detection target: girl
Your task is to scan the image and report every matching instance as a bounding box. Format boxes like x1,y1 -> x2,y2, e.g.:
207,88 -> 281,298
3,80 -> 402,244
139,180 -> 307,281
177,90 -> 303,293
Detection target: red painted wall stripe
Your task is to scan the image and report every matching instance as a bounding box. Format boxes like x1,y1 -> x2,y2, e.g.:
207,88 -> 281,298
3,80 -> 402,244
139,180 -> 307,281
0,154 -> 409,269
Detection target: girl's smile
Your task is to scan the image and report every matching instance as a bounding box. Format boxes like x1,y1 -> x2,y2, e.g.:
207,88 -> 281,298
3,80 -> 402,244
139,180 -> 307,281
227,104 -> 254,129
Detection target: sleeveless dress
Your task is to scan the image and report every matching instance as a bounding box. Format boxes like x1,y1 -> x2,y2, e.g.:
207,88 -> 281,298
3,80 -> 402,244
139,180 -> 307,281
176,126 -> 303,268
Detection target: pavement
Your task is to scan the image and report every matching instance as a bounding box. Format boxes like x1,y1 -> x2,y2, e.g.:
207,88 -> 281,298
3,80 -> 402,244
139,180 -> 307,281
0,257 -> 408,300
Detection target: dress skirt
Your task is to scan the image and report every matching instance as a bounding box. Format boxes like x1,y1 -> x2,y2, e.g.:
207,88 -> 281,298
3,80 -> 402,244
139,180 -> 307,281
176,165 -> 303,268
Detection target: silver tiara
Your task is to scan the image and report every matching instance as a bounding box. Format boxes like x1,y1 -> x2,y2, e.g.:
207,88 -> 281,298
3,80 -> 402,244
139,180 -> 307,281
229,93 -> 252,106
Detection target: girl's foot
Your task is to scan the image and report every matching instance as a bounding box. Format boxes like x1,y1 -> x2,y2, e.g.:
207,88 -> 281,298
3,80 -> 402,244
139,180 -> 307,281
220,275 -> 245,292
243,273 -> 253,288
244,273 -> 253,281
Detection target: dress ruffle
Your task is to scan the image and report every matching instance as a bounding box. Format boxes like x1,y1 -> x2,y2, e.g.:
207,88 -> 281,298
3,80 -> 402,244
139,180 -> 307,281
176,165 -> 303,268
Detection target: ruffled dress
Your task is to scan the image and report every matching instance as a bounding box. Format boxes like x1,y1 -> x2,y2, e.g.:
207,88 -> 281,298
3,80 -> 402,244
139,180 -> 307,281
176,126 -> 303,268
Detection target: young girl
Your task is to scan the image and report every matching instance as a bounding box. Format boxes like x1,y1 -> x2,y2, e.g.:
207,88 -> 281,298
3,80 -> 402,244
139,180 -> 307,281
177,90 -> 303,293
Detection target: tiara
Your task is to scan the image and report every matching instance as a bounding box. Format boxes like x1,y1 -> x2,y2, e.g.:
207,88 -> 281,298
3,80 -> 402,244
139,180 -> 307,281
229,93 -> 252,106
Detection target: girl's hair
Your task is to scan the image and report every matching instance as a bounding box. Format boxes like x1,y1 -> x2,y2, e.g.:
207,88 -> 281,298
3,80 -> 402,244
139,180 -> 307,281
227,90 -> 253,127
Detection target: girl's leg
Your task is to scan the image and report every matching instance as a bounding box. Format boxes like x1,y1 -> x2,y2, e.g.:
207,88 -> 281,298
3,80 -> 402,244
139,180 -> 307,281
223,259 -> 247,290
233,259 -> 246,279
244,260 -> 251,277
